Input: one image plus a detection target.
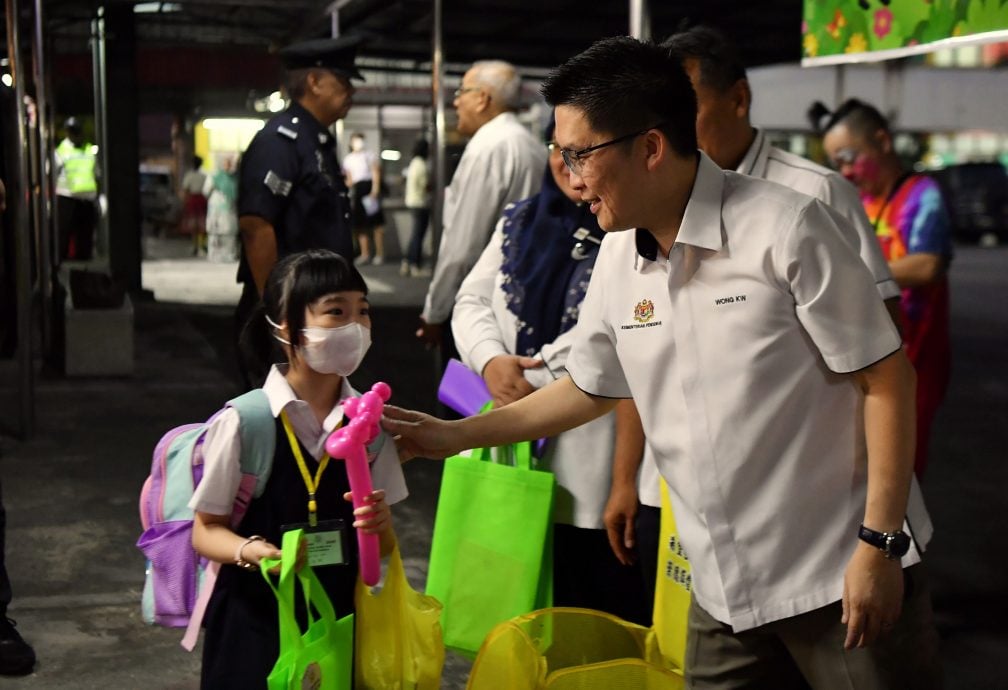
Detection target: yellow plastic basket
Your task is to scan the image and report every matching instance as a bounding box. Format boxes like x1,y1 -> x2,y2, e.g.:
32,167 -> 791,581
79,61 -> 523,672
466,607 -> 684,690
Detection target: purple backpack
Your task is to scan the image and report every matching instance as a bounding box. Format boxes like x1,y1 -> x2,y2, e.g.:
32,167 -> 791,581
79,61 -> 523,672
136,389 -> 274,649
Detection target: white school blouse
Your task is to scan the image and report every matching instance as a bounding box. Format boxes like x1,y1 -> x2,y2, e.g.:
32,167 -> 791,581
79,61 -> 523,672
190,366 -> 408,516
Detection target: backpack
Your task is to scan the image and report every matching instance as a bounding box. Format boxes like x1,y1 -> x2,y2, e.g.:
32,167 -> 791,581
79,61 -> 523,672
136,389 -> 275,649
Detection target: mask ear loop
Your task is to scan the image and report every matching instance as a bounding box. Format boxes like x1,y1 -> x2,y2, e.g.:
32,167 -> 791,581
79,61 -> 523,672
265,314 -> 292,346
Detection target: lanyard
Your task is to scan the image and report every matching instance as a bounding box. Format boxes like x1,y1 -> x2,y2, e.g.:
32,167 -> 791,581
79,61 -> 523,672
280,410 -> 337,527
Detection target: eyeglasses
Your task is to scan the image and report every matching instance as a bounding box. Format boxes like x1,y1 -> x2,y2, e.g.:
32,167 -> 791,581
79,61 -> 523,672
560,122 -> 668,175
829,147 -> 860,168
453,86 -> 482,99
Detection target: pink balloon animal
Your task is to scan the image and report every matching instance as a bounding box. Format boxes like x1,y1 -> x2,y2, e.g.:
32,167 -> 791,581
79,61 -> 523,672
324,381 -> 392,586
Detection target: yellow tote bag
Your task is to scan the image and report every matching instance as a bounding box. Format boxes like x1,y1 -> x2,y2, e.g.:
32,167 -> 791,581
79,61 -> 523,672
652,479 -> 691,670
466,607 -> 683,690
354,544 -> 445,690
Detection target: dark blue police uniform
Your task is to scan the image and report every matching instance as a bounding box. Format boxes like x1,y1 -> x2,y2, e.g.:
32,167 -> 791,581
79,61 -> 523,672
233,34 -> 365,388
237,100 -> 353,283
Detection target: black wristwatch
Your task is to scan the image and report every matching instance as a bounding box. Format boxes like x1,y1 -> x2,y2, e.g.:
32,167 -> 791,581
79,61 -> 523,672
858,524 -> 911,559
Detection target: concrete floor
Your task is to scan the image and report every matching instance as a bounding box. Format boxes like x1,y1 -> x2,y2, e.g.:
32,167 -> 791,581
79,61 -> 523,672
0,241 -> 1006,688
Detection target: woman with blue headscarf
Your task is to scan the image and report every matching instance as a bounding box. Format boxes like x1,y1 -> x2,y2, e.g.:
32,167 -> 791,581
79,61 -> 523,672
452,116 -> 649,624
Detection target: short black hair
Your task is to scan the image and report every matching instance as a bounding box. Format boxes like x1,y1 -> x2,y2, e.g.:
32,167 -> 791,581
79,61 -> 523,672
540,36 -> 697,158
240,250 -> 368,371
411,138 -> 429,159
267,249 -> 368,341
808,98 -> 889,137
662,25 -> 748,93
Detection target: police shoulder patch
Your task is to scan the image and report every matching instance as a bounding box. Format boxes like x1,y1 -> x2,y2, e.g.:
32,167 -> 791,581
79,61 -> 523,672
263,170 -> 293,197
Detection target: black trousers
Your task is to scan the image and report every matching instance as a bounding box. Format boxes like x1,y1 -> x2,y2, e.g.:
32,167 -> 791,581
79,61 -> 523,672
552,523 -> 650,627
635,503 -> 662,622
57,195 -> 96,261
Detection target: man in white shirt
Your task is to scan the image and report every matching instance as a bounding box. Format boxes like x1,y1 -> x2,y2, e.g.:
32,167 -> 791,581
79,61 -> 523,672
385,37 -> 940,689
416,60 -> 546,351
605,24 -> 908,603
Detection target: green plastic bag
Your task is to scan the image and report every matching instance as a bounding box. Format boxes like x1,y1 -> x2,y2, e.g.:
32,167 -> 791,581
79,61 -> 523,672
426,441 -> 555,656
261,529 -> 354,690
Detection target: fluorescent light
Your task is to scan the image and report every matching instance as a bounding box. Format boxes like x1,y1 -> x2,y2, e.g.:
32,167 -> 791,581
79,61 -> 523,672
134,3 -> 181,13
201,118 -> 266,132
380,149 -> 401,161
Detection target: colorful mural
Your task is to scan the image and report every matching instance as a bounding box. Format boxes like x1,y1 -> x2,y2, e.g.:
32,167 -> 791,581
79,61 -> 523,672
802,0 -> 1008,65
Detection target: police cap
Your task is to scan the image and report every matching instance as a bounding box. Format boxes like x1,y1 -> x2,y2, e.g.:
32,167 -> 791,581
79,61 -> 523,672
279,35 -> 366,81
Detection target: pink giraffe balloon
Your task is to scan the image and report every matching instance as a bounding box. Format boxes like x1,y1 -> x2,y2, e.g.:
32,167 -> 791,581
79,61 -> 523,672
324,381 -> 392,586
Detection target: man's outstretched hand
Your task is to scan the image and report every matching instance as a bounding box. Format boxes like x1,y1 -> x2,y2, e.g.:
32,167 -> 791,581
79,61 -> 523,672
382,405 -> 463,461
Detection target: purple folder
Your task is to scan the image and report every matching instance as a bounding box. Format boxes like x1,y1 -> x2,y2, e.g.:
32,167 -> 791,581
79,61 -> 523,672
438,358 -> 492,416
438,358 -> 547,456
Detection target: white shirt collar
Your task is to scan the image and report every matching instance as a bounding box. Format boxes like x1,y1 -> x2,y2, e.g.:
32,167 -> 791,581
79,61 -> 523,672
469,110 -> 519,145
262,365 -> 358,458
735,128 -> 769,179
631,152 -> 725,269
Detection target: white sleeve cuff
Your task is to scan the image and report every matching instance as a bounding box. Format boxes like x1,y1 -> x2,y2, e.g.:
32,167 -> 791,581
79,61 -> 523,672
466,340 -> 510,378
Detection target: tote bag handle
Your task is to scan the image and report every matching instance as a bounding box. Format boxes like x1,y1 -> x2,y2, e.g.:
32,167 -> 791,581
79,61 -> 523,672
261,530 -> 340,651
468,402 -> 534,468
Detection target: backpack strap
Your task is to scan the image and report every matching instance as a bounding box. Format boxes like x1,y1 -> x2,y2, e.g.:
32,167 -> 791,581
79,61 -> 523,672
181,389 -> 275,653
227,389 -> 276,499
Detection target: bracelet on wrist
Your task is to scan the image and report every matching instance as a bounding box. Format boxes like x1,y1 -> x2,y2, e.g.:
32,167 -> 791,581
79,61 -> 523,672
235,535 -> 266,571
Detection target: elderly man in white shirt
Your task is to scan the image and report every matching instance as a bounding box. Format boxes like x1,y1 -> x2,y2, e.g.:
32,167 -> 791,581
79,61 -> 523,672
385,37 -> 941,690
416,60 -> 546,350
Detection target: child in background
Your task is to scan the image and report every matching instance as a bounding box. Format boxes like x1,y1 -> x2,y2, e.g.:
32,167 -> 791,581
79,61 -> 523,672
190,249 -> 408,689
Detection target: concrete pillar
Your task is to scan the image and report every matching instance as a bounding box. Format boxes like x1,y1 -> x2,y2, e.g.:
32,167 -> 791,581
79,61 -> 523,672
101,4 -> 141,292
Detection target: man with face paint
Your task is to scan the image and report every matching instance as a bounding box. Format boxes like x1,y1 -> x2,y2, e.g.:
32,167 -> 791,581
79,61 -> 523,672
817,98 -> 953,479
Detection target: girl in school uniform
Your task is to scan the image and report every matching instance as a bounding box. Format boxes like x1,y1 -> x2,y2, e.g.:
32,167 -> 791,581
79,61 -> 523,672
190,249 -> 408,689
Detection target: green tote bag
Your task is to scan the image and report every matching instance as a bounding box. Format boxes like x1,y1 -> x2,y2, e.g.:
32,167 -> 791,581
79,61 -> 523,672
425,441 -> 555,656
261,529 -> 354,690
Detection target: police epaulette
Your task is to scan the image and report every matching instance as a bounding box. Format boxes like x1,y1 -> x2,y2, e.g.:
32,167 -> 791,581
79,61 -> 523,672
277,125 -> 298,140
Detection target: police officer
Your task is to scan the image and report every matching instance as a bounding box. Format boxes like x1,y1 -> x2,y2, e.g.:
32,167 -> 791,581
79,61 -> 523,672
54,117 -> 98,261
235,35 -> 363,385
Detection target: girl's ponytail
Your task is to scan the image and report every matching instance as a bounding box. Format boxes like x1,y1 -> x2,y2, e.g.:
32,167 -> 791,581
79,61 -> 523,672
238,299 -> 275,387
807,100 -> 833,135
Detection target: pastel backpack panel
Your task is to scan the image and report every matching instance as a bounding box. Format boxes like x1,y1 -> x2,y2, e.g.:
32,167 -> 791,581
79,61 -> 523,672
136,389 -> 275,648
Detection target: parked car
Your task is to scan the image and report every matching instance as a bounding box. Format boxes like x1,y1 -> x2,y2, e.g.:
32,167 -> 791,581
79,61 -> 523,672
931,162 -> 1008,245
139,164 -> 180,235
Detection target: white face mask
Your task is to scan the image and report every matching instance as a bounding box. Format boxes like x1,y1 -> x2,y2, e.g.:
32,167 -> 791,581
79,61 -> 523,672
267,317 -> 371,376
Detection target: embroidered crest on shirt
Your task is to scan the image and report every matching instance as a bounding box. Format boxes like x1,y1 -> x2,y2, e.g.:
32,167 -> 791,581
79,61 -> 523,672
263,170 -> 292,197
620,298 -> 663,331
634,299 -> 655,323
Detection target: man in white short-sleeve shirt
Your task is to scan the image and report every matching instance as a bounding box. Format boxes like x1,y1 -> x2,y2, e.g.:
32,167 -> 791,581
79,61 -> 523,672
607,25 -> 909,589
384,37 -> 940,689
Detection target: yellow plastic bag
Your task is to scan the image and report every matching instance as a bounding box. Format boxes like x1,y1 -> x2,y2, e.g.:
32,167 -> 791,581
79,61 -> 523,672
354,545 -> 445,690
466,607 -> 683,690
652,479 -> 692,670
